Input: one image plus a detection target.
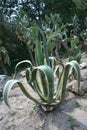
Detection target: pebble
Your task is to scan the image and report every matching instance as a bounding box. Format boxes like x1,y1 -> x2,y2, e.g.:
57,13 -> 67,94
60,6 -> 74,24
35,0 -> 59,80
0,114 -> 4,121
80,62 -> 87,69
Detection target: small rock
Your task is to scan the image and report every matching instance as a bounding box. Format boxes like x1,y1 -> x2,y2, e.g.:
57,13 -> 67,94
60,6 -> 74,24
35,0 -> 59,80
0,114 -> 4,121
18,71 -> 25,78
16,106 -> 23,110
80,62 -> 87,69
67,80 -> 87,96
59,105 -> 65,110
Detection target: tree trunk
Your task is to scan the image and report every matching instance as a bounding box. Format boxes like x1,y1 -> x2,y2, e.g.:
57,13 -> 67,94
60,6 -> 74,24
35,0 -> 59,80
62,39 -> 71,53
55,41 -> 61,60
22,42 -> 35,65
84,41 -> 87,54
0,54 -> 7,75
26,43 -> 35,65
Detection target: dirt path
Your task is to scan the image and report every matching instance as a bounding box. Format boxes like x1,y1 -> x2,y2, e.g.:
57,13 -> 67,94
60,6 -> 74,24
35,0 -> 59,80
0,89 -> 87,130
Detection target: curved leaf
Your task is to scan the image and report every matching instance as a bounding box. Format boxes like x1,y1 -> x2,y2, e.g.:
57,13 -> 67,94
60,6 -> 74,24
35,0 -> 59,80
25,68 -> 47,101
61,60 -> 80,102
14,60 -> 33,78
55,63 -> 64,99
66,60 -> 80,89
3,79 -> 45,107
54,62 -> 64,77
55,60 -> 80,102
0,75 -> 6,83
49,57 -> 56,70
32,65 -> 54,103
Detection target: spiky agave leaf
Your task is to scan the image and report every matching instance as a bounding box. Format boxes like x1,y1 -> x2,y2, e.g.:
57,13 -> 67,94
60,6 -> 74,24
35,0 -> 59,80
55,60 -> 80,102
49,57 -> 58,71
14,60 -> 33,78
3,79 -> 47,107
61,60 -> 80,102
54,63 -> 64,99
38,25 -> 50,66
0,75 -> 6,83
54,62 -> 64,77
65,60 -> 80,89
26,67 -> 49,101
35,40 -> 44,66
31,65 -> 54,103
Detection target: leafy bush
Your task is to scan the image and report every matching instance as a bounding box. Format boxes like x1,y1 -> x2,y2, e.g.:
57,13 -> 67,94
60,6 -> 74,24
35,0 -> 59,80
69,35 -> 82,63
0,40 -> 10,74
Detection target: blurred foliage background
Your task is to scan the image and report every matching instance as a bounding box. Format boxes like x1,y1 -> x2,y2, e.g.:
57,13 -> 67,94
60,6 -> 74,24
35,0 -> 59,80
0,0 -> 87,74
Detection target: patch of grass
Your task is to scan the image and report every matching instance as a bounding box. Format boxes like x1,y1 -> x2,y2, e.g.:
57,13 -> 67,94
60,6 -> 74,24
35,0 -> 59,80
50,116 -> 54,124
69,117 -> 75,130
68,116 -> 80,130
81,105 -> 87,112
75,101 -> 87,112
10,111 -> 17,117
29,110 -> 34,117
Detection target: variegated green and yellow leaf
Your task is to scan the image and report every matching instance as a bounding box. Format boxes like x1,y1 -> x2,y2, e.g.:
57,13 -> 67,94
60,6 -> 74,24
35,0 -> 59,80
32,65 -> 54,103
3,79 -> 44,107
14,60 -> 33,78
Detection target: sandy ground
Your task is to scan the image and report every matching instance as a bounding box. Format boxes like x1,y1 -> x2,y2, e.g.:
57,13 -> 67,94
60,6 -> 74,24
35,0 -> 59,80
0,53 -> 87,130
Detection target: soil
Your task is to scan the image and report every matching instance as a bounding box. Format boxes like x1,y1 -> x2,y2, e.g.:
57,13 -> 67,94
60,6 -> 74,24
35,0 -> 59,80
0,53 -> 87,130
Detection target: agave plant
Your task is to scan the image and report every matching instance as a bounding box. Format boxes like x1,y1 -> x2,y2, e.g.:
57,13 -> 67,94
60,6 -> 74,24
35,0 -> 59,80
3,25 -> 80,112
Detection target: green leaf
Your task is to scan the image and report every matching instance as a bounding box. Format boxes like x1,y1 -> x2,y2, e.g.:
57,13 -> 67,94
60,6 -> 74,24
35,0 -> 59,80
66,60 -> 80,87
0,75 -> 6,83
14,60 -> 33,78
35,41 -> 44,65
26,67 -> 48,101
61,60 -> 80,102
32,65 -> 54,103
3,79 -> 45,107
55,60 -> 80,102
55,63 -> 64,99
